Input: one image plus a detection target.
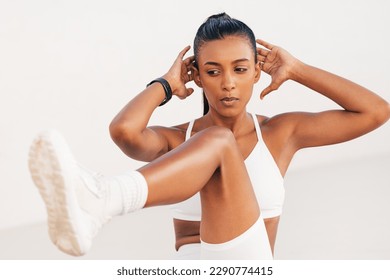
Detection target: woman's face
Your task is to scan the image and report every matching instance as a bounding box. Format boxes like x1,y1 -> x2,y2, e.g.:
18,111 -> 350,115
194,35 -> 261,117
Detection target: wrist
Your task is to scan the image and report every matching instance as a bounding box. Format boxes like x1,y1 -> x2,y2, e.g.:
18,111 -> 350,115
288,59 -> 307,82
146,77 -> 173,106
162,73 -> 179,95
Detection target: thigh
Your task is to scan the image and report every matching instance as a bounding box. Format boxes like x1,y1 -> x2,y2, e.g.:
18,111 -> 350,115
199,139 -> 260,244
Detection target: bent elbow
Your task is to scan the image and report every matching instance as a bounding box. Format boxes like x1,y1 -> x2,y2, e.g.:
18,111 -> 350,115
384,101 -> 390,121
109,120 -> 146,158
109,120 -> 134,148
109,120 -> 124,144
374,101 -> 390,126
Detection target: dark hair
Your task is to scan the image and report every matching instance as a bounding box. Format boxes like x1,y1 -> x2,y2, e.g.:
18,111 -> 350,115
193,13 -> 257,115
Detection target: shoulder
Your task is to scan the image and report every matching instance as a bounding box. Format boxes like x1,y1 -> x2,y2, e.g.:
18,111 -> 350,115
255,112 -> 304,132
253,112 -> 306,149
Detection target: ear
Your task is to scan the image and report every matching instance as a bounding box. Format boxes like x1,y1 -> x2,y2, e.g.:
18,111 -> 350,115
254,61 -> 261,83
191,63 -> 203,88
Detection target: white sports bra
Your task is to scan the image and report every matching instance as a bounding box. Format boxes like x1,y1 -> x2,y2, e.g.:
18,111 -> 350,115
170,113 -> 285,220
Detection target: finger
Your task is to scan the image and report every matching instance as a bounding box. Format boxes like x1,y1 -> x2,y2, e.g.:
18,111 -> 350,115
177,87 -> 194,100
260,87 -> 271,100
256,39 -> 275,50
183,55 -> 195,65
257,54 -> 266,62
177,45 -> 191,60
187,72 -> 193,82
257,48 -> 270,57
186,87 -> 194,97
260,82 -> 279,100
189,62 -> 197,72
176,46 -> 191,61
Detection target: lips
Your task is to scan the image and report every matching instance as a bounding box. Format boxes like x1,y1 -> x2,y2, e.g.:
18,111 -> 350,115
220,96 -> 239,107
220,97 -> 239,102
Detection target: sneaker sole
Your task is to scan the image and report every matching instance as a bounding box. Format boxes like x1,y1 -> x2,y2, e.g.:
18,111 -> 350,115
28,130 -> 89,256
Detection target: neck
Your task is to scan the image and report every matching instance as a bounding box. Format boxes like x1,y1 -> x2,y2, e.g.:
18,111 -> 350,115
205,109 -> 252,136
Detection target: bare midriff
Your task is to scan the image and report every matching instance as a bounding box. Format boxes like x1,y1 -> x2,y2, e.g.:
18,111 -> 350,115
173,216 -> 280,255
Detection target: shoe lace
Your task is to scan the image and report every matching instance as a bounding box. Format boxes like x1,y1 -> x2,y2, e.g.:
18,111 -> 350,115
75,162 -> 112,236
75,161 -> 106,198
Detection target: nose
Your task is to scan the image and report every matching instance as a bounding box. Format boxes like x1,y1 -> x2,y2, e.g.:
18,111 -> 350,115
221,71 -> 236,92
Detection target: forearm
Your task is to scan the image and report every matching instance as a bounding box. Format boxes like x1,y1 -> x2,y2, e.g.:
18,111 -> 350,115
290,61 -> 390,121
109,82 -> 166,143
108,80 -> 176,161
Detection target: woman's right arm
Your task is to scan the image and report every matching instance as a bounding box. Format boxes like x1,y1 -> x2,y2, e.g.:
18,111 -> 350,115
109,46 -> 195,162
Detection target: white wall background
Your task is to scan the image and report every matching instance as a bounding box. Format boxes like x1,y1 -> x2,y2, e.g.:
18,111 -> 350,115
0,0 -> 389,259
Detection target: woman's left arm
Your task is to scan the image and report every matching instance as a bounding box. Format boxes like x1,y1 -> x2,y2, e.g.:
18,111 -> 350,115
257,39 -> 390,150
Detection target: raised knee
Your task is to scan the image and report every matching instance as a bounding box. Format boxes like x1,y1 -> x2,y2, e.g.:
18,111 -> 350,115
204,126 -> 234,139
201,126 -> 236,150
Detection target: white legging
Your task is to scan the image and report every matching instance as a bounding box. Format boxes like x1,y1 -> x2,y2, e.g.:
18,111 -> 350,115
172,215 -> 273,260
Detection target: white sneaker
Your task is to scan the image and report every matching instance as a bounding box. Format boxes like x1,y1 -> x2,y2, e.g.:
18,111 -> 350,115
28,130 -> 111,256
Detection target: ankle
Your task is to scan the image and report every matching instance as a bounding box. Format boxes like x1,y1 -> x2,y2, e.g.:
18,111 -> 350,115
101,171 -> 148,217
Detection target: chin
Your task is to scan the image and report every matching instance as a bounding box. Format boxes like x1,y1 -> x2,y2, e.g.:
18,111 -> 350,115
212,107 -> 246,118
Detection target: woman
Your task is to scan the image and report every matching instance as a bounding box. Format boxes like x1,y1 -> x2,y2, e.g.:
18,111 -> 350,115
28,13 -> 389,259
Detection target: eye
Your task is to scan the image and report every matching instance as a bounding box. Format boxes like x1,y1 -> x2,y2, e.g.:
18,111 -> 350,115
206,69 -> 220,76
235,67 -> 248,73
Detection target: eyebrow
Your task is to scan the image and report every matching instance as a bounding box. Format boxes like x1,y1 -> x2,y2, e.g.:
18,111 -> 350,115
203,58 -> 250,66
